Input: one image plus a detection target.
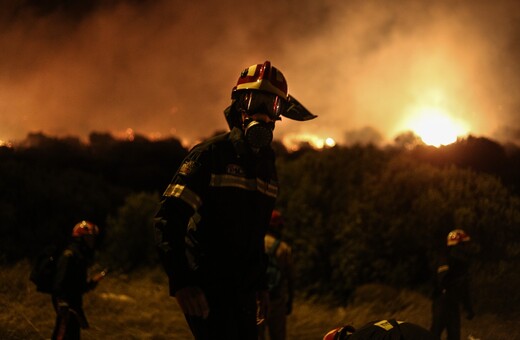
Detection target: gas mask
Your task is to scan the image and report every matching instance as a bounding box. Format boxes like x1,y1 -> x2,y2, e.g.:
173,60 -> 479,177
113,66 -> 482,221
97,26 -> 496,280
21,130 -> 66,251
232,91 -> 280,150
243,118 -> 275,149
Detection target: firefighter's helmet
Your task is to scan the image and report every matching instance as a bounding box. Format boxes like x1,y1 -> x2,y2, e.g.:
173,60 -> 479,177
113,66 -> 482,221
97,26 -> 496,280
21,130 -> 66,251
226,61 -> 288,129
225,61 -> 317,129
323,325 -> 356,340
447,229 -> 471,246
72,220 -> 100,238
232,61 -> 288,99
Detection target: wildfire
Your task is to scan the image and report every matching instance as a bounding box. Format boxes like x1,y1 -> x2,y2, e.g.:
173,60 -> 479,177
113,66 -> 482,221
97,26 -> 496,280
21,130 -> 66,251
0,140 -> 13,148
282,133 -> 336,151
400,106 -> 470,147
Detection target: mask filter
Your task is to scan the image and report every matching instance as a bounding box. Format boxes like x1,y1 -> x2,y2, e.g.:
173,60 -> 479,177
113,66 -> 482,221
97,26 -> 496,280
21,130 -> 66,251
244,120 -> 274,149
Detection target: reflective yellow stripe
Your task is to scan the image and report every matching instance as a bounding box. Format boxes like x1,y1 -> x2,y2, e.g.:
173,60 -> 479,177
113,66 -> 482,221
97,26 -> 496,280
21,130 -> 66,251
210,174 -> 278,198
257,178 -> 278,198
374,320 -> 394,331
163,184 -> 202,211
210,174 -> 257,190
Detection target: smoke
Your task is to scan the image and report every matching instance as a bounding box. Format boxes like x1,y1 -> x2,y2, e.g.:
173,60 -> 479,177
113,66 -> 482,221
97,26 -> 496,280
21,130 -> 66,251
1,0 -> 519,145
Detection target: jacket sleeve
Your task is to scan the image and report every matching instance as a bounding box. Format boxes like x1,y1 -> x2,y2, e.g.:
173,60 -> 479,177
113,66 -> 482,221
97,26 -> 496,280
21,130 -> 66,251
154,149 -> 209,296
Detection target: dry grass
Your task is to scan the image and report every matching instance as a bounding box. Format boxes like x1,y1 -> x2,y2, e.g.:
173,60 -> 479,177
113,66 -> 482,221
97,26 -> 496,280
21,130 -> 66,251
1,262 -> 518,339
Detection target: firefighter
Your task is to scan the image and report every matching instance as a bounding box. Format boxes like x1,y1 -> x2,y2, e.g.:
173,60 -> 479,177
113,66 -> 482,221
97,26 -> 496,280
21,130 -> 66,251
258,210 -> 294,340
154,61 -> 316,339
52,220 -> 104,340
323,319 -> 435,339
430,229 -> 475,340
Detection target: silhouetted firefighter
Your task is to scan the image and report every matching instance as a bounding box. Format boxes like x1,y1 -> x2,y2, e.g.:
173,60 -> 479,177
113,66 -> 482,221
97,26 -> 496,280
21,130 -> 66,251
51,221 -> 105,340
154,60 -> 316,339
258,210 -> 294,340
430,229 -> 475,340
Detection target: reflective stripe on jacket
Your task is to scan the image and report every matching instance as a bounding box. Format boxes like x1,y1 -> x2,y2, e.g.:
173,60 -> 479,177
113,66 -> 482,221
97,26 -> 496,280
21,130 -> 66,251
155,128 -> 278,294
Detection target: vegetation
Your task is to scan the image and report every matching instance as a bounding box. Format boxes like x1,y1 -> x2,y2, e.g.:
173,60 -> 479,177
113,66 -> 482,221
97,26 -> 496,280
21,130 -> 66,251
1,262 -> 516,340
0,131 -> 519,338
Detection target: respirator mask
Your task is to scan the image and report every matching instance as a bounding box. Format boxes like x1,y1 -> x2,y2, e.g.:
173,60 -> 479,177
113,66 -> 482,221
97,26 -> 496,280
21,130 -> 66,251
236,91 -> 285,149
243,119 -> 275,149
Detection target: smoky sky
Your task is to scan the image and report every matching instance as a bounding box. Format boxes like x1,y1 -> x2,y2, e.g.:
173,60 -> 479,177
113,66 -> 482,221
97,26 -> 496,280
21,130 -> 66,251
1,0 -> 520,145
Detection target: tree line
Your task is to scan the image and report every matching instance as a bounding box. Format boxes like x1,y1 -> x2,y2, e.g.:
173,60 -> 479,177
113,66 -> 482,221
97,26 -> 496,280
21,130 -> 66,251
1,131 -> 519,314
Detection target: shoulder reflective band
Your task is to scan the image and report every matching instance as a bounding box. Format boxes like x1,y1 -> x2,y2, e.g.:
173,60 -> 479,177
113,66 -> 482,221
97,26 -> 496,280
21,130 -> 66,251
163,184 -> 202,211
210,174 -> 278,198
374,320 -> 394,331
437,265 -> 449,273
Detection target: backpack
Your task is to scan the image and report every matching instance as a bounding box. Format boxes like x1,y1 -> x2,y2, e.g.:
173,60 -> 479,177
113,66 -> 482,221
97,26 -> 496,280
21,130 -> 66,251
29,245 -> 61,294
266,238 -> 282,294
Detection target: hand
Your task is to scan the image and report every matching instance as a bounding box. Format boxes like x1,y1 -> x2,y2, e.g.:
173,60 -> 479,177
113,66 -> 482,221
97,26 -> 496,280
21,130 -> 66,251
256,290 -> 270,324
175,286 -> 209,319
92,269 -> 108,283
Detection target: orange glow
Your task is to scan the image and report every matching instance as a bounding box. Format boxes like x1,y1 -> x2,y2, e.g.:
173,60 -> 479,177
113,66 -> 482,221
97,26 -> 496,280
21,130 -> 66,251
400,107 -> 470,147
0,140 -> 13,148
282,133 -> 336,151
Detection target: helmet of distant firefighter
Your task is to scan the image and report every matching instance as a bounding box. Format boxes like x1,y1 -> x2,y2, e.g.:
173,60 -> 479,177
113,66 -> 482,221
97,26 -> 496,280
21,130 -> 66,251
72,220 -> 99,249
447,229 -> 470,246
268,209 -> 285,236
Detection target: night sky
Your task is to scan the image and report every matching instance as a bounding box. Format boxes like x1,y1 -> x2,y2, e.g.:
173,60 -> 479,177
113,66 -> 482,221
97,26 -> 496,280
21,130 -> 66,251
1,0 -> 520,147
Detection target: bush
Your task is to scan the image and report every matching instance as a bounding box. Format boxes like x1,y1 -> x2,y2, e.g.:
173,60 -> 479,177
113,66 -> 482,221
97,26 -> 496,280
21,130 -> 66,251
101,192 -> 160,271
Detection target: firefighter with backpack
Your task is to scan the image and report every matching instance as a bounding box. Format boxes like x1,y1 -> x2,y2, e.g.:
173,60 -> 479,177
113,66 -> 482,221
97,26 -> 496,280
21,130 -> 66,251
258,210 -> 294,340
47,220 -> 105,340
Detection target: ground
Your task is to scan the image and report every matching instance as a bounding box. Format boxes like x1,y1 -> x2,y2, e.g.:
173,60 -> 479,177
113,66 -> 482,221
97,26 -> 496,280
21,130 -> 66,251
1,262 -> 517,339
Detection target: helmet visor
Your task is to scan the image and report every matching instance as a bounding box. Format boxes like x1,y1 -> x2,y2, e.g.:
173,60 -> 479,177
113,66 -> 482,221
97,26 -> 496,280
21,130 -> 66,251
238,91 -> 286,120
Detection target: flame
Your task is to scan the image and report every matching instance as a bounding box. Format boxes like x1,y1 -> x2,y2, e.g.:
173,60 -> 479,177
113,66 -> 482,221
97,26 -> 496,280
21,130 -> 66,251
400,106 -> 470,147
0,140 -> 13,148
282,133 -> 336,151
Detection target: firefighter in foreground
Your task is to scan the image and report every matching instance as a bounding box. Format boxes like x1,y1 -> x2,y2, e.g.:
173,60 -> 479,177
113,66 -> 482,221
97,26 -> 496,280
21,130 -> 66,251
258,210 -> 294,340
52,220 -> 105,340
154,60 -> 316,339
430,229 -> 475,340
323,319 -> 435,340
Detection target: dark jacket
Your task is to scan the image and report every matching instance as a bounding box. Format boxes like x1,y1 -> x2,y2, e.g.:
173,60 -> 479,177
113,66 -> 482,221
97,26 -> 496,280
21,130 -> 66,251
154,128 -> 278,295
432,249 -> 474,315
52,239 -> 95,309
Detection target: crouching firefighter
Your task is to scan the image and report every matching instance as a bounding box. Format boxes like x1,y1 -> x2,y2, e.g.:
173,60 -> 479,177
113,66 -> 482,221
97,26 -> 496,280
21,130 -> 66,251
154,60 -> 316,340
52,221 -> 104,340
